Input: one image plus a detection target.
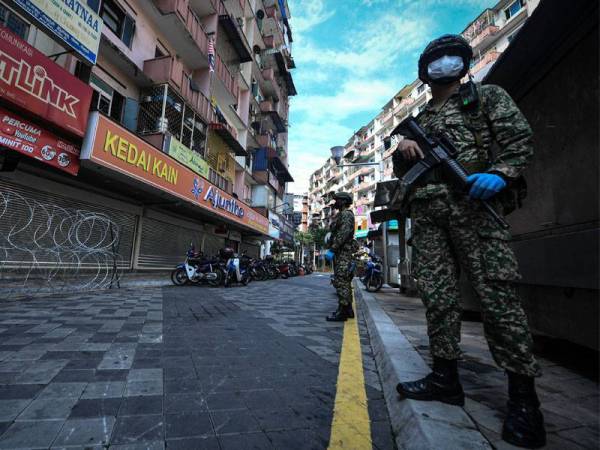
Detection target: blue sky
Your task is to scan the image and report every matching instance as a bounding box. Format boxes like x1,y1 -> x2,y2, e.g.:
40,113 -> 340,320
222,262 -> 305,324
286,0 -> 496,192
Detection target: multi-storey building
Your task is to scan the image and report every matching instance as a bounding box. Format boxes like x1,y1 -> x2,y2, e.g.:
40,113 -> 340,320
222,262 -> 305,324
289,193 -> 308,232
307,0 -> 537,235
0,0 -> 296,277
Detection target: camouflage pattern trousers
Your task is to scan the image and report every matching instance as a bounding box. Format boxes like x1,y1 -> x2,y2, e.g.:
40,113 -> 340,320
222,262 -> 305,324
411,193 -> 540,377
332,250 -> 354,307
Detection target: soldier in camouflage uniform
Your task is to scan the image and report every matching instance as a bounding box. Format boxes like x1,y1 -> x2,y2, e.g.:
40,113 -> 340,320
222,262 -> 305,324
393,35 -> 546,448
325,192 -> 356,322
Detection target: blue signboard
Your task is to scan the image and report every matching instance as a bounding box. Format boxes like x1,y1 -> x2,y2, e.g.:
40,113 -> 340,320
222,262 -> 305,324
14,0 -> 102,65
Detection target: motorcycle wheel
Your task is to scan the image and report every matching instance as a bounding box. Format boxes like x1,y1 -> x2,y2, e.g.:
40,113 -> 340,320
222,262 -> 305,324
366,275 -> 384,292
258,268 -> 267,281
208,268 -> 224,287
242,274 -> 251,286
171,268 -> 188,286
281,272 -> 289,279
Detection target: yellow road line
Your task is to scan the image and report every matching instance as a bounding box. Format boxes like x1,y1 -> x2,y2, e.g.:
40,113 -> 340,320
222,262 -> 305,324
328,294 -> 372,450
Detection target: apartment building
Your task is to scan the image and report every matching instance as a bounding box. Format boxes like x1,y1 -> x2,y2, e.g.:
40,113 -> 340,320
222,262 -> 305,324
289,193 -> 308,232
307,0 -> 537,234
0,0 -> 296,270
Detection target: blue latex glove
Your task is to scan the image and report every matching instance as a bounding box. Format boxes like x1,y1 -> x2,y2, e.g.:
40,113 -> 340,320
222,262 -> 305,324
324,249 -> 335,262
466,173 -> 506,200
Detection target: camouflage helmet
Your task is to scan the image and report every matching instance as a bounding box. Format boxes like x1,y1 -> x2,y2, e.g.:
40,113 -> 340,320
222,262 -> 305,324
332,192 -> 353,206
418,34 -> 473,83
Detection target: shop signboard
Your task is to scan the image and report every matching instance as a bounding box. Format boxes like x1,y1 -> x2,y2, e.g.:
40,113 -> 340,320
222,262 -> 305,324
81,113 -> 269,235
0,27 -> 93,137
13,0 -> 102,65
164,135 -> 210,180
268,211 -> 280,239
0,106 -> 80,175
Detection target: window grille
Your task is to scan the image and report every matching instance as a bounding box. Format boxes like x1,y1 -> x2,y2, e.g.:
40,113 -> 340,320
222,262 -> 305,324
137,85 -> 207,156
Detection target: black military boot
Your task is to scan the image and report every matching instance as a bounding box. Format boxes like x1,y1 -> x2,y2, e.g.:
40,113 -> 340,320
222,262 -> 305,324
326,305 -> 348,322
344,304 -> 355,319
502,372 -> 546,448
396,357 -> 465,406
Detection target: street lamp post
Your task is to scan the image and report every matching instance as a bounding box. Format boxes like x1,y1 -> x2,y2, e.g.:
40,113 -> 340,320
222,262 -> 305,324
329,146 -> 389,285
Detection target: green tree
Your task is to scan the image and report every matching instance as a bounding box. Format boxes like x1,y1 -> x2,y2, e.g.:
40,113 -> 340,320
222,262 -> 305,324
310,227 -> 329,250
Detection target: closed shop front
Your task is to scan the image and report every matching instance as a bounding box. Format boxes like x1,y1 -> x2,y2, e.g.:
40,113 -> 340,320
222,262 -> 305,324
0,177 -> 137,270
240,241 -> 261,259
137,213 -> 205,269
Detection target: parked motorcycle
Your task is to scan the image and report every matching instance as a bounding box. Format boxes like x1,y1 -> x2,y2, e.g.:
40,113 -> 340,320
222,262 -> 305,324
171,245 -> 224,287
362,255 -> 383,292
222,248 -> 252,287
278,261 -> 290,279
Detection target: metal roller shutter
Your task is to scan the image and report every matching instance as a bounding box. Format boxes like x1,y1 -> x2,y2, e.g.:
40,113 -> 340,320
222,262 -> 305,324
240,242 -> 260,259
203,235 -> 226,259
137,217 -> 204,269
0,179 -> 136,270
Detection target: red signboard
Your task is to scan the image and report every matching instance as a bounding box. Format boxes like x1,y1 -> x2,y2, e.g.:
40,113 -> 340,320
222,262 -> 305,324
0,106 -> 80,175
0,27 -> 92,137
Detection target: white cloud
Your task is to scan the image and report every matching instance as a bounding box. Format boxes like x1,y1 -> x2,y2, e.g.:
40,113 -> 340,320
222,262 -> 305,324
289,0 -> 335,33
293,78 -> 398,122
287,120 -> 353,193
294,15 -> 429,76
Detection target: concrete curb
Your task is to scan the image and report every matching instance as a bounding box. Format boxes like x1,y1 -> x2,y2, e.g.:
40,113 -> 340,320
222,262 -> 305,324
354,281 -> 491,450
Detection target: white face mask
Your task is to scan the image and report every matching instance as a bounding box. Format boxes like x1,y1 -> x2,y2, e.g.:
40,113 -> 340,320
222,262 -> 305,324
427,55 -> 464,80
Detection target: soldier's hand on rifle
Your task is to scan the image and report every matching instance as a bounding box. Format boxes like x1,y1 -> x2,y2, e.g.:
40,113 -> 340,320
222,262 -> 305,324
466,173 -> 507,200
397,139 -> 425,160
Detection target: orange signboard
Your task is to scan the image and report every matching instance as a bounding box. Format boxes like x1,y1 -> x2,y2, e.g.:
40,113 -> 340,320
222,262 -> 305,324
81,113 -> 269,235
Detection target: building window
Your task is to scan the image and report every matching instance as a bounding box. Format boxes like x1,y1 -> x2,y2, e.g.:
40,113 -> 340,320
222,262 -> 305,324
90,75 -> 126,123
101,0 -> 135,47
209,168 -> 229,192
504,0 -> 525,21
417,84 -> 426,95
0,5 -> 29,40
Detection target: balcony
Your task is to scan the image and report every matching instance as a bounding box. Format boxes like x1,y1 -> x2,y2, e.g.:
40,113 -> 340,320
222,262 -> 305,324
471,50 -> 501,76
462,10 -> 498,51
189,0 -> 218,16
222,0 -> 245,19
357,181 -> 374,192
139,0 -> 209,70
214,52 -> 239,104
469,24 -> 499,49
218,3 -> 252,63
259,100 -> 286,133
260,67 -> 282,101
143,56 -> 215,125
209,122 -> 246,156
257,134 -> 277,158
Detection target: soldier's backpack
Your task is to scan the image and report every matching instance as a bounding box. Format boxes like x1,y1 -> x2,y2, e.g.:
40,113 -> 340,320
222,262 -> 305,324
459,81 -> 528,216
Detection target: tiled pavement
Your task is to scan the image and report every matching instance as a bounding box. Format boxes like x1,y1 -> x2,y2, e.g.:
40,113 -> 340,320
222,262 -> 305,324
374,288 -> 599,450
0,274 -> 395,449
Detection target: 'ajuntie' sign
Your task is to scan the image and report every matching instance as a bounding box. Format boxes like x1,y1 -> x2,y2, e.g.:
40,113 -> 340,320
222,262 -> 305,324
0,27 -> 92,137
81,113 -> 269,235
204,186 -> 244,218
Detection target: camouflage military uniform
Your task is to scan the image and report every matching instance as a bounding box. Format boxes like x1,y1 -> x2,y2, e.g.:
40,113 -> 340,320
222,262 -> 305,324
330,209 -> 356,307
393,84 -> 540,377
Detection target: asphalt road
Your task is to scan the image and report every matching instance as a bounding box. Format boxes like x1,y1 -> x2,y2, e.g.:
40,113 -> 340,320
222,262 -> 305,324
0,274 -> 395,449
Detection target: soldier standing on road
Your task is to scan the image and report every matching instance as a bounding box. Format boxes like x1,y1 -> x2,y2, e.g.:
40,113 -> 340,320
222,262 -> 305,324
324,192 -> 356,322
392,35 -> 546,448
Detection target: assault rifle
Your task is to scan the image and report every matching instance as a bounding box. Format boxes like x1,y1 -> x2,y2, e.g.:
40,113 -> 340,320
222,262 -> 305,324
387,116 -> 509,229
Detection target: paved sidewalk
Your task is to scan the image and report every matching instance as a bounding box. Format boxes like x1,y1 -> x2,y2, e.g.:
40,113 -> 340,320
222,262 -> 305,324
372,287 -> 599,449
0,275 -> 395,449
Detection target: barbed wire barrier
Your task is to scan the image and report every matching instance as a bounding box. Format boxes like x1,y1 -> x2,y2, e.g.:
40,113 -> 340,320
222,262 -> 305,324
0,190 -> 124,299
